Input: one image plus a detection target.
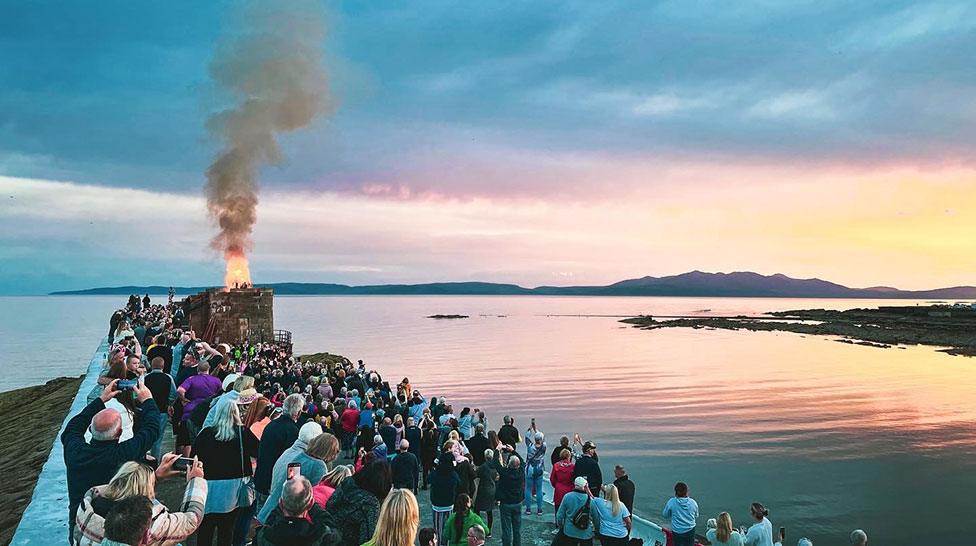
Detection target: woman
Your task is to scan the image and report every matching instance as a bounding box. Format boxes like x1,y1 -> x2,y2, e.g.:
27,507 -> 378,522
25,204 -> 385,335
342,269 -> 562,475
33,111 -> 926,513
324,460 -> 393,546
523,431 -> 546,516
113,320 -> 135,342
420,421 -> 439,489
339,400 -> 361,459
487,430 -> 500,451
392,413 -> 405,445
742,502 -> 775,546
362,488 -> 420,546
313,465 -> 353,508
592,484 -> 632,546
191,399 -> 260,546
457,408 -> 473,440
74,456 -> 207,546
549,448 -> 575,519
429,452 -> 459,544
707,512 -> 745,546
442,494 -> 487,546
472,449 -> 497,537
243,396 -> 271,440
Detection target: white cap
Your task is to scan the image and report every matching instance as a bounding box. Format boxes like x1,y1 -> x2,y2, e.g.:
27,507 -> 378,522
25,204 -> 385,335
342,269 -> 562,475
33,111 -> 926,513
221,374 -> 239,390
574,476 -> 589,489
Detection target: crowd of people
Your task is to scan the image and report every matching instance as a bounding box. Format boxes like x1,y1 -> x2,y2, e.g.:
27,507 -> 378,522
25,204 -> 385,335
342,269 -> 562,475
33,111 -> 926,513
59,296 -> 871,546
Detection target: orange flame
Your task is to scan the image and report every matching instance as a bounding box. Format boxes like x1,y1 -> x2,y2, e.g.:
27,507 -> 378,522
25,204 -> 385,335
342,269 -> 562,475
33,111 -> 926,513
224,251 -> 252,289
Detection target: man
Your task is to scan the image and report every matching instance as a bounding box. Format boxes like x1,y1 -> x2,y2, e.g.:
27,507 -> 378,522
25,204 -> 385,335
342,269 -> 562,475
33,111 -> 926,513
555,477 -> 596,546
103,495 -> 154,546
497,416 -> 519,448
378,417 -> 398,455
850,529 -> 868,546
257,477 -> 339,545
407,391 -> 428,423
662,482 -> 699,546
142,293 -> 151,309
552,436 -> 571,466
495,446 -> 525,546
143,356 -> 178,461
613,464 -> 635,515
62,379 -> 159,544
465,424 -> 490,466
467,524 -> 487,546
404,416 -> 422,458
257,422 -> 325,524
254,394 -> 305,513
391,439 -> 420,493
572,441 -> 602,496
176,362 -> 222,418
145,335 -> 173,375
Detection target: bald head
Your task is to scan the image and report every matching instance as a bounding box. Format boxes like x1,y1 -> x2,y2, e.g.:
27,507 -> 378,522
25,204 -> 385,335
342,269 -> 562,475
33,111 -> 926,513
91,409 -> 122,441
399,439 -> 409,451
281,477 -> 313,516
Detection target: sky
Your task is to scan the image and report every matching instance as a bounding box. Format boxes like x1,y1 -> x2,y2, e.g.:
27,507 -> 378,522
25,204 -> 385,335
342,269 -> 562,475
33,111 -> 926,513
1,0 -> 974,294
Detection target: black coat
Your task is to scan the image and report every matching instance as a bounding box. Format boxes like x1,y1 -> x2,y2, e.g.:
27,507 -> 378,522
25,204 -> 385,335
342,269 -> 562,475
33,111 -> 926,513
390,451 -> 420,492
572,454 -> 603,493
465,433 -> 490,466
614,475 -> 636,515
62,398 -> 160,530
497,424 -> 519,448
254,416 -> 299,494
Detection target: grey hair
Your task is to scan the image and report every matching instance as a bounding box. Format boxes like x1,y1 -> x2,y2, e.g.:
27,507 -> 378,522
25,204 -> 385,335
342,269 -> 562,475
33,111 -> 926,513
507,455 -> 520,469
399,439 -> 410,451
503,415 -> 512,425
484,449 -> 494,461
850,529 -> 867,545
211,399 -> 241,442
469,524 -> 486,540
283,393 -> 305,418
534,431 -> 545,443
281,476 -> 313,515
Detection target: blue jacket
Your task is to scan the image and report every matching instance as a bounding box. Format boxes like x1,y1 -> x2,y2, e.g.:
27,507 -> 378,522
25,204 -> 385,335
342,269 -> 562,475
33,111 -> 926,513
62,397 -> 160,529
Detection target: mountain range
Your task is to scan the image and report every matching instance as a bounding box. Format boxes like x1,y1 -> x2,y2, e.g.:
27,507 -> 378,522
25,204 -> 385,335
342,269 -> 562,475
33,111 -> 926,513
49,271 -> 976,299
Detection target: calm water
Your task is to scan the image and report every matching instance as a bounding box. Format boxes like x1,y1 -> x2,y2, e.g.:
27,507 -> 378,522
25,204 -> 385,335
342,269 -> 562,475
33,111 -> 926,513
2,295 -> 974,545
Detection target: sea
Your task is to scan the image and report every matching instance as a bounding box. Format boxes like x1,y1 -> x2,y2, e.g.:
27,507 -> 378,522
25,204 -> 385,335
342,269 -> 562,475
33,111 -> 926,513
1,294 -> 974,546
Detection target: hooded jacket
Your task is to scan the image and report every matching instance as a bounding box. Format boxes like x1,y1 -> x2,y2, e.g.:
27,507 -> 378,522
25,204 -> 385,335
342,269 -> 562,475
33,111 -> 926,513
258,503 -> 340,546
323,478 -> 381,546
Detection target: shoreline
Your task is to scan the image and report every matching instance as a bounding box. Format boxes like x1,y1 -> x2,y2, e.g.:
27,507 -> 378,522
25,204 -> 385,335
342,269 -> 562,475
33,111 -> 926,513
621,305 -> 976,356
0,376 -> 83,546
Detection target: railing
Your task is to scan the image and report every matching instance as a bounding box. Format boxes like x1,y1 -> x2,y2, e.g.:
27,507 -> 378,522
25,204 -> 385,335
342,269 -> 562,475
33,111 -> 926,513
541,471 -> 668,545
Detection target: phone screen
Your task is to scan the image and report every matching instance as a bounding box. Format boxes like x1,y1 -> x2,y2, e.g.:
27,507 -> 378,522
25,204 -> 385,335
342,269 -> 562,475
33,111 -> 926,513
287,463 -> 301,480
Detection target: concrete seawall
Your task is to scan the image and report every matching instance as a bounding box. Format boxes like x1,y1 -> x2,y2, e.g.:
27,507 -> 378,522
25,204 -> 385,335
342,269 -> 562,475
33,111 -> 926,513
12,340 -> 109,544
11,339 -> 668,545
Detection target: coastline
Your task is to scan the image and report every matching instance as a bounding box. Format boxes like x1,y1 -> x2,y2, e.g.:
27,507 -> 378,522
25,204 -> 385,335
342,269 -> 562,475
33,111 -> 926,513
0,376 -> 83,546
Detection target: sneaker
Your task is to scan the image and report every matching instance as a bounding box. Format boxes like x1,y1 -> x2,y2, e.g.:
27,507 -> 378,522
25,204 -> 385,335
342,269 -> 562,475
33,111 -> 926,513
524,509 -> 532,515
537,509 -> 543,516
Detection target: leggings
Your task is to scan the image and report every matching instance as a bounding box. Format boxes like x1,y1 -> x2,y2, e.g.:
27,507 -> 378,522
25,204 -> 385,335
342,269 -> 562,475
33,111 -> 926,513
198,509 -> 241,546
478,509 -> 494,533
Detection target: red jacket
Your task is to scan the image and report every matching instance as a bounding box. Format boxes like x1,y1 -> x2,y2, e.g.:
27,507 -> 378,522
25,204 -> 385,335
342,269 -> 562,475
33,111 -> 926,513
550,461 -> 576,507
340,408 -> 361,433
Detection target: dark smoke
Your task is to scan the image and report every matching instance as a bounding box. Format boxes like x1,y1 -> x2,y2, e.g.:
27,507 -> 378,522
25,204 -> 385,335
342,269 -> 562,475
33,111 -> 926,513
205,0 -> 330,269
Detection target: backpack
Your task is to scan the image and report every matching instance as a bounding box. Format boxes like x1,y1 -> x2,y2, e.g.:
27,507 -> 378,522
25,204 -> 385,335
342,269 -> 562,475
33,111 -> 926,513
571,496 -> 591,530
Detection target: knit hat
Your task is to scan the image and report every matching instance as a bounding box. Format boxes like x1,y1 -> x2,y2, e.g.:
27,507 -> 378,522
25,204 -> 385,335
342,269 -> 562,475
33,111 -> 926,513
574,477 -> 588,489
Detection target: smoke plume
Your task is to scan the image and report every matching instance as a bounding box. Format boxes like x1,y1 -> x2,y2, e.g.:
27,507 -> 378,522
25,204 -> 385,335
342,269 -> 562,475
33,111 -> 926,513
205,0 -> 330,288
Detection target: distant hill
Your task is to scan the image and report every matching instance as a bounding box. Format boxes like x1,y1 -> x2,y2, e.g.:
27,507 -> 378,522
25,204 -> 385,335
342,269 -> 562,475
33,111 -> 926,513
49,271 -> 976,299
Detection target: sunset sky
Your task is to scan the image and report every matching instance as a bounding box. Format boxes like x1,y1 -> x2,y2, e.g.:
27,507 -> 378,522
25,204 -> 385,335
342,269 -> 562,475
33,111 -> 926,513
1,0 -> 974,294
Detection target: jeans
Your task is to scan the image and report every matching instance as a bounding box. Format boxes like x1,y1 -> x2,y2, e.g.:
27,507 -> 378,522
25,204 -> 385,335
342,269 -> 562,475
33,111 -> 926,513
150,412 -> 168,461
499,502 -> 522,546
524,470 -> 544,512
673,528 -> 696,546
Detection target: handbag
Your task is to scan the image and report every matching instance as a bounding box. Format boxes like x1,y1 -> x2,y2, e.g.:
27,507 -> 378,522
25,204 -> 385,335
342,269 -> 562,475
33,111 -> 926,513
237,426 -> 256,507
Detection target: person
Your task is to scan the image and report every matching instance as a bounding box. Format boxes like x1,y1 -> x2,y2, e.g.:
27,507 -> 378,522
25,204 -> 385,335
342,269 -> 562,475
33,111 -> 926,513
418,527 -> 437,546
592,484 -> 631,546
256,476 -> 340,545
339,399 -> 361,459
458,408 -> 474,439
555,477 -> 596,546
143,294 -> 151,308
429,452 -> 460,543
466,525 -> 486,546
612,465 -> 635,515
177,362 -> 223,447
663,482 -> 699,546
391,439 -> 420,493
572,441 -> 602,496
379,417 -> 398,455
191,399 -> 260,546
74,456 -> 207,546
742,502 -> 774,546
362,488 -> 420,546
313,465 -> 353,508
143,356 -> 178,461
404,416 -> 422,457
146,335 -> 174,375
494,445 -> 524,546
243,396 -> 272,440
465,425 -> 490,466
550,448 -> 575,521
523,427 -> 546,516
442,493 -> 487,546
372,433 -> 390,460
63,379 -> 160,544
257,423 -> 333,524
472,449 -> 497,537
102,495 -> 153,546
551,436 -> 570,466
497,416 -> 518,448
850,529 -> 868,545
254,393 -> 304,511
324,459 -> 393,546
706,512 -> 745,546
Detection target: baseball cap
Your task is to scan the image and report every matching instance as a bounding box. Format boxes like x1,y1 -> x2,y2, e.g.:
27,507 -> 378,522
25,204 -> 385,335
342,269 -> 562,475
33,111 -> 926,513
582,441 -> 597,451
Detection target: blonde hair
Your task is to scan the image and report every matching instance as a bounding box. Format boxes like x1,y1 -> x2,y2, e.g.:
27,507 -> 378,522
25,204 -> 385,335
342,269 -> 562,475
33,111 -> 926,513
602,484 -> 622,517
233,375 -> 255,392
447,430 -> 460,441
716,512 -> 733,542
307,432 -> 339,463
103,461 -> 155,501
321,465 -> 352,488
369,488 -> 419,546
560,448 -> 571,461
211,399 -> 242,441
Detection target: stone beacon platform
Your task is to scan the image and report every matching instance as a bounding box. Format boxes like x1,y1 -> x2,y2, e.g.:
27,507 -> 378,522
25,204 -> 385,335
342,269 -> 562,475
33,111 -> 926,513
182,287 -> 275,345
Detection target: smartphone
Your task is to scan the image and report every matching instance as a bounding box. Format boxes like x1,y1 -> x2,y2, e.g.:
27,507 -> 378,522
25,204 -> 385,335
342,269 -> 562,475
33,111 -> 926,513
117,379 -> 138,390
780,527 -> 786,541
287,462 -> 301,480
173,456 -> 195,470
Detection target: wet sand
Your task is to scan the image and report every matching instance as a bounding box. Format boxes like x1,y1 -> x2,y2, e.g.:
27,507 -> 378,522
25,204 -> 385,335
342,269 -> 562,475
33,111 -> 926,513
0,376 -> 83,546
